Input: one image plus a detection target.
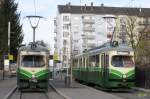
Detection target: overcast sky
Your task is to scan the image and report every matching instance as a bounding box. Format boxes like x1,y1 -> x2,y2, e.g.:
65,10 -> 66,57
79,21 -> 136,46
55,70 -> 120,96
15,0 -> 150,51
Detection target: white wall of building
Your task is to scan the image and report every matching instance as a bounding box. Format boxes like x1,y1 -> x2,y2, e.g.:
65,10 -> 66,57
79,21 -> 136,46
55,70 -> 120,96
55,12 -> 117,69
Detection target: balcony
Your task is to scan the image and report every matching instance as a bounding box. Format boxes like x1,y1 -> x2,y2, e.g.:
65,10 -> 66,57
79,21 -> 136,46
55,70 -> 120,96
82,42 -> 96,48
54,28 -> 57,33
73,50 -> 79,55
63,51 -> 68,55
54,44 -> 57,48
54,37 -> 57,41
83,19 -> 95,24
82,34 -> 95,40
83,27 -> 95,32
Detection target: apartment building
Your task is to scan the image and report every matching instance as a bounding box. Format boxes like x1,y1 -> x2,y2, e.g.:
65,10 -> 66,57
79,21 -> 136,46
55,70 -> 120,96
54,3 -> 150,69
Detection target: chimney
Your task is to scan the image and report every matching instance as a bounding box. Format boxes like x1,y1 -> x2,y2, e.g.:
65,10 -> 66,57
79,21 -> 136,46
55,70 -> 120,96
68,2 -> 71,9
84,4 -> 86,11
91,2 -> 93,6
101,3 -> 104,7
91,2 -> 93,11
68,2 -> 71,6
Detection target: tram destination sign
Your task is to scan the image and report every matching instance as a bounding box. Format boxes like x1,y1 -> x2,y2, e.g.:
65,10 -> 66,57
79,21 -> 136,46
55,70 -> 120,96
117,51 -> 130,55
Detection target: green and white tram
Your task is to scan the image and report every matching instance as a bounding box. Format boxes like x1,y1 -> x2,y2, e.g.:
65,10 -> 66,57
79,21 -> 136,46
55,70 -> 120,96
17,43 -> 50,91
72,42 -> 135,89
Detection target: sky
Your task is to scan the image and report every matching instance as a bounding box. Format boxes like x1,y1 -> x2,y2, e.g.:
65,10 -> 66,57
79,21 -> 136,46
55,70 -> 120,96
15,0 -> 150,52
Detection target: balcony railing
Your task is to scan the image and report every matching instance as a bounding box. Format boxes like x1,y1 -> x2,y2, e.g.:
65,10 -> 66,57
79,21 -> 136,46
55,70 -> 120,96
82,34 -> 95,40
83,27 -> 95,32
83,19 -> 95,24
82,42 -> 96,48
54,37 -> 57,41
54,44 -> 57,48
54,28 -> 57,33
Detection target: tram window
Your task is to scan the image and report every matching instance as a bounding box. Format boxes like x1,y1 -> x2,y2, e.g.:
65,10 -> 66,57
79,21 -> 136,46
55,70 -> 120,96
86,57 -> 89,67
89,55 -> 96,67
111,56 -> 134,67
96,55 -> 99,67
101,54 -> 104,67
21,55 -> 45,67
74,59 -> 78,68
83,57 -> 85,68
106,55 -> 109,67
79,58 -> 82,68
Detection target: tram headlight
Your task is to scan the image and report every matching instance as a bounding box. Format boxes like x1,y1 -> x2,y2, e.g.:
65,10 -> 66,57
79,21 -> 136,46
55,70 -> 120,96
122,74 -> 126,79
32,74 -> 35,79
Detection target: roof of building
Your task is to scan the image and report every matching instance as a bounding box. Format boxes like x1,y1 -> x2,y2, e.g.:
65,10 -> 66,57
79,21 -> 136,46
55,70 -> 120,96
58,5 -> 150,17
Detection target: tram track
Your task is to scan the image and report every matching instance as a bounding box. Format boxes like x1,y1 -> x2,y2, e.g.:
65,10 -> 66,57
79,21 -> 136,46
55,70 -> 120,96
19,92 -> 50,99
4,84 -> 65,99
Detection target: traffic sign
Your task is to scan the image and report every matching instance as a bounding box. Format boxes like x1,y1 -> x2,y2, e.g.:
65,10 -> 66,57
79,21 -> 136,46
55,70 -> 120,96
9,55 -> 13,60
53,51 -> 59,61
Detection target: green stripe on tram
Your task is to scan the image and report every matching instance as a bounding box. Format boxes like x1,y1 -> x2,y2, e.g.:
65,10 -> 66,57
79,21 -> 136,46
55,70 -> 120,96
18,68 -> 49,79
35,70 -> 49,78
18,69 -> 32,78
126,69 -> 135,77
110,69 -> 123,78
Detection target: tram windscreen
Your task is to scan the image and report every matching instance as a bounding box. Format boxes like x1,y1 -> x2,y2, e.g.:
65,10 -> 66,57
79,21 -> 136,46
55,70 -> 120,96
112,56 -> 134,67
21,55 -> 45,67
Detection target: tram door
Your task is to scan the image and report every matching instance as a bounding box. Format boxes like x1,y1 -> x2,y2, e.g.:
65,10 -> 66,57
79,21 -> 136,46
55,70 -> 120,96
101,53 -> 109,87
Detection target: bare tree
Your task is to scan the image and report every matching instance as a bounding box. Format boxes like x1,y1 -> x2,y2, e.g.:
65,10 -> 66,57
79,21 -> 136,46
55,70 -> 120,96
124,16 -> 141,50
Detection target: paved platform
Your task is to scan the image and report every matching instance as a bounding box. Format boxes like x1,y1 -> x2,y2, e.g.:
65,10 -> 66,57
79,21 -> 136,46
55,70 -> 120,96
50,77 -> 122,99
0,78 -> 16,99
132,87 -> 150,93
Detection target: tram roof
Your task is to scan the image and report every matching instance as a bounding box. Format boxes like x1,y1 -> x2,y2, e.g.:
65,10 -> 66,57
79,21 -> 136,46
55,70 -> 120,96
19,44 -> 49,52
74,42 -> 133,57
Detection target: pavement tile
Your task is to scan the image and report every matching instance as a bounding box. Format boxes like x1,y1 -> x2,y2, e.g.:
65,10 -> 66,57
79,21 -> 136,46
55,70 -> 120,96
51,77 -> 122,99
0,78 -> 16,99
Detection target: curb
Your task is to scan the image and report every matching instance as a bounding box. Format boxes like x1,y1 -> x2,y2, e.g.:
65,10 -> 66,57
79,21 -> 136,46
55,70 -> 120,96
3,86 -> 17,99
49,82 -> 70,99
132,87 -> 150,93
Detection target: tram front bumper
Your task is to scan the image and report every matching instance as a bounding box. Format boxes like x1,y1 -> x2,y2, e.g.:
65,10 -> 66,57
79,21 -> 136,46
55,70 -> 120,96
108,78 -> 135,88
18,79 -> 48,89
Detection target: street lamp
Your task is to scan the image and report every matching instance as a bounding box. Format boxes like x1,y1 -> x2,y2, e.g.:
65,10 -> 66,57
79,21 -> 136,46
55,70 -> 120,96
26,16 -> 43,43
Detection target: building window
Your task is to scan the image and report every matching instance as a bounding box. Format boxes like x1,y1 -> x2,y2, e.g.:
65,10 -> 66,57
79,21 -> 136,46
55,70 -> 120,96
63,32 -> 69,37
63,16 -> 69,21
63,40 -> 68,46
63,24 -> 70,30
73,40 -> 78,43
74,32 -> 78,34
63,55 -> 67,61
63,47 -> 67,52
